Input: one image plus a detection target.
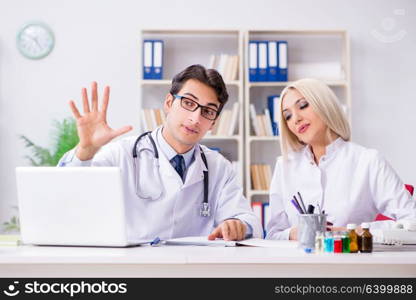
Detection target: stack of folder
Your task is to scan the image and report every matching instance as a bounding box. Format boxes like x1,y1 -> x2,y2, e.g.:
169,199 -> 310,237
143,40 -> 164,80
249,40 -> 288,82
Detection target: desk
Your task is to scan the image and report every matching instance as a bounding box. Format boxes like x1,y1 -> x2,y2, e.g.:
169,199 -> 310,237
1,243 -> 415,277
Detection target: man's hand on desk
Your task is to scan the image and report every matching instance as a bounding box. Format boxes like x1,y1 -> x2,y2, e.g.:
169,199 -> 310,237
208,219 -> 247,241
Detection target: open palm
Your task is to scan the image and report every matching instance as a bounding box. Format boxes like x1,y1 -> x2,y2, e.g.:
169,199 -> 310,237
69,82 -> 132,160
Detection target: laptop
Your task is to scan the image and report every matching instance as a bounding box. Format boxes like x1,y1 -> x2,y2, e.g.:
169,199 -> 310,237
15,167 -> 146,247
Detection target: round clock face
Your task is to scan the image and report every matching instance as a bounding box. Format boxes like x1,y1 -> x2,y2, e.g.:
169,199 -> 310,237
17,22 -> 55,59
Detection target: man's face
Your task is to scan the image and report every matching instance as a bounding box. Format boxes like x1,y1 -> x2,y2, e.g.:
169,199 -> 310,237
164,79 -> 221,147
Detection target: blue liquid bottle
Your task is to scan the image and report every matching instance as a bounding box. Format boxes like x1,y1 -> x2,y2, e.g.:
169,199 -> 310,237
324,231 -> 334,253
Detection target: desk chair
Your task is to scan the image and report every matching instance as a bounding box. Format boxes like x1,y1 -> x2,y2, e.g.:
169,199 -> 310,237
375,184 -> 414,221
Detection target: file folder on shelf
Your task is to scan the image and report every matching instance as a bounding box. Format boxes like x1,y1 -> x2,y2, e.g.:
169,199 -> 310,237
249,41 -> 258,82
278,41 -> 288,81
152,40 -> 164,80
268,41 -> 278,81
143,40 -> 153,79
258,41 -> 268,82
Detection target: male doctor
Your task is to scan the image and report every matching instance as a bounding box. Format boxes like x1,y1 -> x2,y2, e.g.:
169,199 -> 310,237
59,64 -> 262,241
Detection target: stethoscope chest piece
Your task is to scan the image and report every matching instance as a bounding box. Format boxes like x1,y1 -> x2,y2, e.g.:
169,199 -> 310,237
200,202 -> 210,217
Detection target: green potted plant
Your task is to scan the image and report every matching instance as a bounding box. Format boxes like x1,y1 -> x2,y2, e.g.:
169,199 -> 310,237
2,117 -> 79,234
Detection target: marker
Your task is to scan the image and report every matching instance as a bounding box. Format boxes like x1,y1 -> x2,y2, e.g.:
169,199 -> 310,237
307,204 -> 315,214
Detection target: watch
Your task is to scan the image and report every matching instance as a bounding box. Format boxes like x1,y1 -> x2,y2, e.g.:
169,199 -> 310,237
16,22 -> 55,59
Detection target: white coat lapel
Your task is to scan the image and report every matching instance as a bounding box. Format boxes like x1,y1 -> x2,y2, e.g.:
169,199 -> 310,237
151,129 -> 183,192
183,146 -> 207,189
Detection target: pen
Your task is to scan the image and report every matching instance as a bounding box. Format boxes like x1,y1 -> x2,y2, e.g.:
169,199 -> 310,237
291,198 -> 304,214
292,195 -> 305,214
317,203 -> 322,215
150,236 -> 161,246
297,192 -> 307,215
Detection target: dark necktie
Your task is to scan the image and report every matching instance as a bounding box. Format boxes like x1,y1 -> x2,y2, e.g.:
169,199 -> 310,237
171,155 -> 185,180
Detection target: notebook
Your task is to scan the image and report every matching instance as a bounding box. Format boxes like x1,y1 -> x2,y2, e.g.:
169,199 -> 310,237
15,167 -> 147,247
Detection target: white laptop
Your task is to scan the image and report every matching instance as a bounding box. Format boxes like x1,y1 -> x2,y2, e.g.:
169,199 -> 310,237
16,167 -> 146,247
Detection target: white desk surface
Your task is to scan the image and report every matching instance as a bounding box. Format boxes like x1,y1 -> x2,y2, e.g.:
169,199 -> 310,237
1,242 -> 415,277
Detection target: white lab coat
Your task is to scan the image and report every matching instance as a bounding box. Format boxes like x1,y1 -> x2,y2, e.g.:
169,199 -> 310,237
59,130 -> 262,241
266,138 -> 416,240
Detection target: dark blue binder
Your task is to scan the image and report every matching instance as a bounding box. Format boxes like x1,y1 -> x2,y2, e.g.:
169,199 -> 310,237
268,41 -> 278,81
249,41 -> 258,82
258,41 -> 268,82
267,95 -> 280,136
277,41 -> 288,82
152,40 -> 163,80
143,40 -> 153,80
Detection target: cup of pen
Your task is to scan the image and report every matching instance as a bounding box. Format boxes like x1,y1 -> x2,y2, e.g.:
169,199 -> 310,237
298,214 -> 327,250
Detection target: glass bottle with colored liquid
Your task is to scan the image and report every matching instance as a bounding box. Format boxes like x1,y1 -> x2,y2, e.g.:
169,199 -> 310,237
341,231 -> 350,253
360,222 -> 373,253
315,231 -> 324,253
333,231 -> 343,253
324,231 -> 334,253
347,223 -> 359,253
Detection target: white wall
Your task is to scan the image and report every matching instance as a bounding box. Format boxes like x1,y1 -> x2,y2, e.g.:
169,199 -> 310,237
1,0 -> 415,223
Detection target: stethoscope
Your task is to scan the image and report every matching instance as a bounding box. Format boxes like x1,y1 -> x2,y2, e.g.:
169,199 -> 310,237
132,129 -> 211,217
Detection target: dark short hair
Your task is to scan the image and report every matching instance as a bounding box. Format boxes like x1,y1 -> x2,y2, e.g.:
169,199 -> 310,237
169,64 -> 229,113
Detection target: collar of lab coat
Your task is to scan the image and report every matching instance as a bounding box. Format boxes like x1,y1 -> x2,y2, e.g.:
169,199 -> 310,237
303,137 -> 346,163
150,127 -> 207,187
156,126 -> 195,169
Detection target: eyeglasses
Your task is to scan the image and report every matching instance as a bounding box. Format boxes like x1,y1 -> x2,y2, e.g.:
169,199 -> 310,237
173,94 -> 219,121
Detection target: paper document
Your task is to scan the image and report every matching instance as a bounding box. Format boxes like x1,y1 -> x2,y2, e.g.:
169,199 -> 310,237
163,236 -> 298,248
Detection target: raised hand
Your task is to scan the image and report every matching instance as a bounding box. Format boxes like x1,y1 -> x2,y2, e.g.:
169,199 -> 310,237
69,82 -> 132,160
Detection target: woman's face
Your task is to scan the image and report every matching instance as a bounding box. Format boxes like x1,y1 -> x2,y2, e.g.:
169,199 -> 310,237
282,88 -> 328,145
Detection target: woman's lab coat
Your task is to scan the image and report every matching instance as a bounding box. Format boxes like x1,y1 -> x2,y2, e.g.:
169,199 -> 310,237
59,130 -> 263,241
266,138 -> 416,240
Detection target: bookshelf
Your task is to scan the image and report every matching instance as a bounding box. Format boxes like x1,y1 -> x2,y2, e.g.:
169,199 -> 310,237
139,29 -> 245,184
244,30 -> 351,206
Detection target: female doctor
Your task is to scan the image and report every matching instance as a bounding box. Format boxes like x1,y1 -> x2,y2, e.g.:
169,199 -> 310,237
266,78 -> 416,240
59,64 -> 262,241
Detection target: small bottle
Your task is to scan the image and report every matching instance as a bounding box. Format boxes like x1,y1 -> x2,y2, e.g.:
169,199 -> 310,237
360,222 -> 373,253
341,231 -> 350,253
347,224 -> 359,253
315,231 -> 324,253
333,232 -> 343,253
324,231 -> 334,253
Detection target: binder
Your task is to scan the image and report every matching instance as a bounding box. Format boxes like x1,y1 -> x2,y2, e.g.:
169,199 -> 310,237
278,41 -> 288,81
262,202 -> 270,237
268,41 -> 278,81
267,95 -> 280,136
258,41 -> 268,82
152,40 -> 164,80
248,41 -> 258,82
143,40 -> 153,79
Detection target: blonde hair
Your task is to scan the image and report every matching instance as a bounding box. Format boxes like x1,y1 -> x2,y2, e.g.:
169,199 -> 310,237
278,78 -> 351,158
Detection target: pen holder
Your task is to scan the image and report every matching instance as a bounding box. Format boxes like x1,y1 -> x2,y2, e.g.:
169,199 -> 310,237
298,214 -> 327,249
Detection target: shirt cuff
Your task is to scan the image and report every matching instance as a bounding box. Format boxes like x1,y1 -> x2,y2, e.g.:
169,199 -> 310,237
58,148 -> 92,167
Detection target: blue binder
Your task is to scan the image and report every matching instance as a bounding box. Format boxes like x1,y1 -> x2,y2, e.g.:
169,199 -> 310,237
143,40 -> 153,79
262,202 -> 270,238
267,95 -> 280,136
258,41 -> 268,82
248,41 -> 258,82
152,40 -> 164,80
267,41 -> 278,81
277,41 -> 288,82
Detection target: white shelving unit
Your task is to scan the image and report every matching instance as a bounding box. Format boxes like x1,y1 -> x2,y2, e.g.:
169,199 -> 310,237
139,29 -> 245,183
244,30 -> 351,204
